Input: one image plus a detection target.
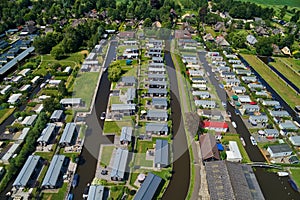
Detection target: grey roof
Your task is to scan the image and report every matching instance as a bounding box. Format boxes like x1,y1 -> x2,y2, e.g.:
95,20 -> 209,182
13,155 -> 41,187
60,98 -> 82,105
134,173 -> 162,200
249,115 -> 268,120
289,136 -> 300,146
152,57 -> 163,62
148,74 -> 166,79
147,110 -> 168,118
50,110 -> 63,120
121,76 -> 136,84
87,185 -> 105,200
155,139 -> 169,166
195,100 -> 216,107
149,81 -> 167,86
246,35 -> 257,45
152,98 -> 168,107
42,155 -> 65,187
279,121 -> 298,130
148,63 -> 165,68
37,123 -> 56,143
59,123 -> 76,145
147,88 -> 167,94
120,127 -> 133,142
264,129 -> 279,136
0,47 -> 35,75
268,144 -> 292,154
146,123 -> 168,133
262,100 -> 280,106
18,127 -> 30,140
21,115 -> 37,126
148,67 -> 166,72
111,104 -> 136,111
205,161 -> 264,200
270,110 -> 290,117
243,104 -> 260,110
111,148 -> 128,179
127,88 -> 136,102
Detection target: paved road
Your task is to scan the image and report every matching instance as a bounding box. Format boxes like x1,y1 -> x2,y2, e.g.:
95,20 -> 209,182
198,51 -> 227,104
71,41 -> 117,200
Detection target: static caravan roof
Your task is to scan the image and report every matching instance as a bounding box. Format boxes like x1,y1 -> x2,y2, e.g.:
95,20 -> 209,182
87,185 -> 105,200
111,148 -> 128,179
18,68 -> 31,76
37,123 -> 56,143
7,93 -> 22,104
270,110 -> 290,118
289,136 -> 300,146
60,98 -> 82,105
268,144 -> 292,154
1,143 -> 20,163
18,127 -> 30,141
42,155 -> 65,188
134,173 -> 162,200
155,139 -> 169,166
111,104 -> 136,111
146,123 -> 168,133
0,85 -> 12,95
50,110 -> 63,120
152,98 -> 168,107
21,115 -> 37,126
120,127 -> 133,142
59,123 -> 76,145
226,141 -> 242,161
147,110 -> 168,118
13,155 -> 40,188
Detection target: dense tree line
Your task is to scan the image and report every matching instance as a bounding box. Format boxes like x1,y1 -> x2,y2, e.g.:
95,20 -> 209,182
212,0 -> 274,20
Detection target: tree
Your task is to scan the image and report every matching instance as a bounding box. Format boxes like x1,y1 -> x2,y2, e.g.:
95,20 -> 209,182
279,6 -> 287,19
108,63 -> 122,82
50,43 -> 65,59
227,31 -> 247,49
43,98 -> 61,113
255,37 -> 273,56
244,22 -> 251,30
143,18 -> 152,28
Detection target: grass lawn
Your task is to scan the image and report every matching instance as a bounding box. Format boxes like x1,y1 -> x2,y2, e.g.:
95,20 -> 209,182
204,26 -> 217,37
241,54 -> 300,108
279,57 -> 300,72
40,89 -> 59,96
129,172 -> 139,186
65,114 -> 73,123
110,96 -> 122,104
0,108 -> 15,124
42,183 -> 68,200
134,140 -> 154,167
34,152 -> 53,161
100,146 -> 115,167
222,134 -> 251,163
34,52 -> 84,76
237,0 -> 300,7
103,121 -> 133,135
290,168 -> 300,188
271,58 -> 300,88
72,72 -> 99,110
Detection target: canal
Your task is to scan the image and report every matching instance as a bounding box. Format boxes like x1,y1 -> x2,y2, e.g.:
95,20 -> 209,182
162,44 -> 190,199
71,41 -> 118,200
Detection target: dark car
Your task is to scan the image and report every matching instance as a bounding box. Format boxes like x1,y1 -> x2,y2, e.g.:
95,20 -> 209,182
100,112 -> 106,120
101,170 -> 108,175
72,174 -> 79,188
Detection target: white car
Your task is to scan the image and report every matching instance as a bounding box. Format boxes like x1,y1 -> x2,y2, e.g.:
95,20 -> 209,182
232,121 -> 237,128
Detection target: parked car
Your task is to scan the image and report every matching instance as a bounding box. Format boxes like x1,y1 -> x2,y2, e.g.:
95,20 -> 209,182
67,193 -> 74,200
72,174 -> 79,188
232,121 -> 237,128
100,112 -> 106,120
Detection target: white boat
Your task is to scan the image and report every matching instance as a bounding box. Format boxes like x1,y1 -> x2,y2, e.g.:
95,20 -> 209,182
240,137 -> 246,146
232,121 -> 237,128
277,172 -> 289,177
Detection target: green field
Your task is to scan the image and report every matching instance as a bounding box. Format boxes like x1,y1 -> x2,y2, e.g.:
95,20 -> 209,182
279,57 -> 300,72
241,54 -> 300,108
270,58 -> 300,88
72,72 -> 99,110
236,0 -> 300,8
134,140 -> 154,167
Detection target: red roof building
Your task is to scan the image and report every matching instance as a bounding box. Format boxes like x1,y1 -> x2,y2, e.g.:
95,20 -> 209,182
203,121 -> 228,133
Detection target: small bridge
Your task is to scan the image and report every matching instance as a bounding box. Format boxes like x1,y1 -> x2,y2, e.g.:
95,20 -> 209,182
247,162 -> 283,169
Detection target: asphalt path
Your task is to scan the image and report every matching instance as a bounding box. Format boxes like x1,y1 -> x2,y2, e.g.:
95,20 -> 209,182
71,41 -> 117,200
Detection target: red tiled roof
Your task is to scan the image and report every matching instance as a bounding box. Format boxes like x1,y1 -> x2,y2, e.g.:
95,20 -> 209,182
203,121 -> 228,129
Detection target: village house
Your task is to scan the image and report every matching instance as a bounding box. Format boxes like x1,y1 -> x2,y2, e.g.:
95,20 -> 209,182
147,110 -> 168,121
146,123 -> 168,135
120,127 -> 133,145
267,144 -> 293,158
195,100 -> 216,109
199,134 -> 220,162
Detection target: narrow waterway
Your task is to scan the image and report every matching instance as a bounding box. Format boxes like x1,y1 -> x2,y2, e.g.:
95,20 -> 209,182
162,46 -> 190,199
71,41 -> 118,199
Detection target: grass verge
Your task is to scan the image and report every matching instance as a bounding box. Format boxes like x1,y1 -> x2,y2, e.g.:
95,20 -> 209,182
100,146 -> 115,167
0,108 -> 15,124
